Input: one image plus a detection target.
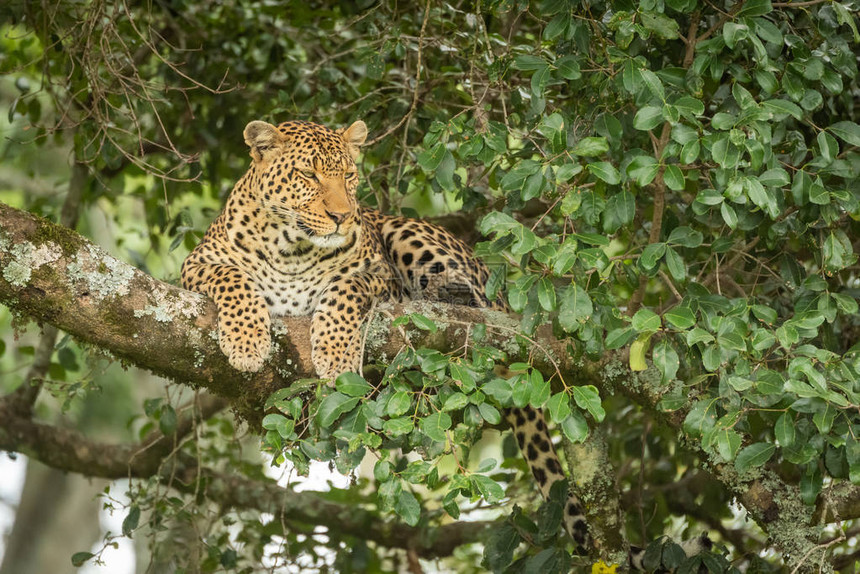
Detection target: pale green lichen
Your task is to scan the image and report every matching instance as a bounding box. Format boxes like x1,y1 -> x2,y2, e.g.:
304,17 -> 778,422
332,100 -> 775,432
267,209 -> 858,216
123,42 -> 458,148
133,290 -> 204,322
3,259 -> 31,287
67,245 -> 134,300
2,241 -> 63,288
564,440 -> 602,487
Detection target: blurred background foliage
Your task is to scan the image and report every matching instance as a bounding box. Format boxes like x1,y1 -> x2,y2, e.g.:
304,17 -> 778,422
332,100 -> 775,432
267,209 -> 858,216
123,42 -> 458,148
1,0 -> 860,572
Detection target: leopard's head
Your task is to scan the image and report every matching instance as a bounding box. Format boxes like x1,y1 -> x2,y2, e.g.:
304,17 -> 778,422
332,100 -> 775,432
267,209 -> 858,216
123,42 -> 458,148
242,119 -> 367,248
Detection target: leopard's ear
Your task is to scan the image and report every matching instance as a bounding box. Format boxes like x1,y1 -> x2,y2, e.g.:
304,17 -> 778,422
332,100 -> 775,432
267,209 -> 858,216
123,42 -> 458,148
244,121 -> 286,162
341,120 -> 368,159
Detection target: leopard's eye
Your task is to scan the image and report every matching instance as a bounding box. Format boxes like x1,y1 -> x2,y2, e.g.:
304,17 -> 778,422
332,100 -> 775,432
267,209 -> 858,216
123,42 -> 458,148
300,169 -> 318,180
345,171 -> 358,180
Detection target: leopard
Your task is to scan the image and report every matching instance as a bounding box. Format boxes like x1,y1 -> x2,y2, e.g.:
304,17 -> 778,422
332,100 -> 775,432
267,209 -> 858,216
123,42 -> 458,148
182,118 -> 710,570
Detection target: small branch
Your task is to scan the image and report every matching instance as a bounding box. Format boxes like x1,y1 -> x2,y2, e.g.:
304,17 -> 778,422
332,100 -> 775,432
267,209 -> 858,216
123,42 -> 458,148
697,2 -> 745,44
367,0 -> 432,146
629,122 -> 672,314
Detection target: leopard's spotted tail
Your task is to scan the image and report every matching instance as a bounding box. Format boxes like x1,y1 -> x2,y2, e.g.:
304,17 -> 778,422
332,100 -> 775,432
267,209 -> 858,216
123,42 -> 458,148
505,405 -> 589,547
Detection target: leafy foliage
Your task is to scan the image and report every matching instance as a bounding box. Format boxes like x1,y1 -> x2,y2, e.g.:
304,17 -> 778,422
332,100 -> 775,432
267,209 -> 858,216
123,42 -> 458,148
1,0 -> 860,572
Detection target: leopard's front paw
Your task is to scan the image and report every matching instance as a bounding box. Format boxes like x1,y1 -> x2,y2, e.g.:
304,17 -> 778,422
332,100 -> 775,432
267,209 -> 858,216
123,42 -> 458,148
218,318 -> 272,373
312,349 -> 360,386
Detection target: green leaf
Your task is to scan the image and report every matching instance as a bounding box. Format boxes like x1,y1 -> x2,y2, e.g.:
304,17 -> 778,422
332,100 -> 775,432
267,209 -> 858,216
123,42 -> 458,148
817,131 -> 839,163
738,0 -> 772,17
735,443 -> 776,474
680,139 -> 700,164
471,474 -> 505,503
746,178 -> 778,218
524,170 -> 547,201
537,277 -> 557,311
374,460 -> 391,482
417,142 -> 446,171
420,411 -> 452,442
667,226 -> 703,248
823,230 -> 854,271
336,372 -> 373,396
633,106 -> 664,131
630,333 -> 652,371
318,392 -> 361,426
828,121 -> 860,147
759,168 -> 790,187
478,402 -> 502,424
387,391 -> 412,417
665,247 -> 686,281
531,64 -> 551,96
546,392 -> 572,423
122,505 -> 141,537
653,340 -> 679,383
665,306 -> 695,329
417,349 -> 448,373
71,552 -> 95,567
159,405 -> 177,436
394,490 -> 421,526
715,428 -> 742,461
712,136 -> 740,169
721,202 -> 738,229
603,190 -> 635,233
544,12 -> 570,40
571,136 -> 608,157
683,399 -> 718,437
801,466 -> 822,505
640,68 -> 666,100
775,413 -> 796,447
485,524 -> 521,571
674,97 -> 704,117
641,12 -> 680,41
410,313 -> 438,332
572,385 -> 605,421
384,417 -> 414,437
442,392 -> 469,412
513,55 -> 547,70
606,327 -> 635,349
640,242 -> 666,270
762,99 -> 803,120
663,165 -> 685,191
561,411 -> 589,442
813,403 -> 836,434
262,413 -> 290,435
587,161 -> 621,184
556,163 -> 582,182
628,156 -> 659,186
555,55 -> 582,80
723,22 -> 748,49
632,309 -> 661,332
558,284 -> 593,332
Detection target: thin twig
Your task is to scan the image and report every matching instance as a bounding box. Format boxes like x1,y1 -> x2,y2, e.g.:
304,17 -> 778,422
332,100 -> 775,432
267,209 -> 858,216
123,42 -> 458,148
367,0 -> 432,146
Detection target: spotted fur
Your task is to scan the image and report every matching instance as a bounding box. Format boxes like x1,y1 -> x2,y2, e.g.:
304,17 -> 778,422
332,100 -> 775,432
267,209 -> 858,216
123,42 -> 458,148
182,119 -> 708,567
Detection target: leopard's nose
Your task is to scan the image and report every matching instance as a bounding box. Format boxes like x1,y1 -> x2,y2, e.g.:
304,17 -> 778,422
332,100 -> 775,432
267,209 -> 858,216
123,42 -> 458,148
326,209 -> 349,225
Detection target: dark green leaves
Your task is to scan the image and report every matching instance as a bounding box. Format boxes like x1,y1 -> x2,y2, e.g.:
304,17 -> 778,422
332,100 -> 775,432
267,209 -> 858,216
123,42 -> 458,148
735,443 -> 776,474
318,392 -> 361,427
558,284 -> 593,333
420,411 -> 452,442
828,121 -> 860,147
